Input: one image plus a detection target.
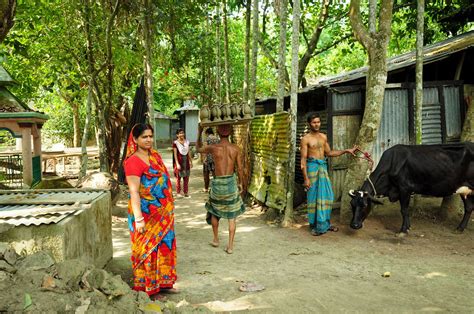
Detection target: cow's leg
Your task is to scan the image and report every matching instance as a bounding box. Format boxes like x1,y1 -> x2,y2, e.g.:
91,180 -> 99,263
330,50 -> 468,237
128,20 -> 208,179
398,193 -> 411,235
456,196 -> 474,232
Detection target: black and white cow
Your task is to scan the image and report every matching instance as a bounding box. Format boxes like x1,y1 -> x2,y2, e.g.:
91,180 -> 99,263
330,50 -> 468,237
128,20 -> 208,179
349,142 -> 474,235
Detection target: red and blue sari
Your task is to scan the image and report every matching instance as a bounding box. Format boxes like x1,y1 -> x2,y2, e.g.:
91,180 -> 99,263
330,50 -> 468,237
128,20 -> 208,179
124,133 -> 177,296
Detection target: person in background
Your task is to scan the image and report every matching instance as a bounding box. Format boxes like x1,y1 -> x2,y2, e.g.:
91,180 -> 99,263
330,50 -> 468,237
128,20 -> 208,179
123,123 -> 177,297
202,127 -> 220,193
173,128 -> 193,198
196,123 -> 245,254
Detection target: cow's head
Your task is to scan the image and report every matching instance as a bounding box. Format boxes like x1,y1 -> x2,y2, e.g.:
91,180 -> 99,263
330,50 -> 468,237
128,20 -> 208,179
349,189 -> 383,229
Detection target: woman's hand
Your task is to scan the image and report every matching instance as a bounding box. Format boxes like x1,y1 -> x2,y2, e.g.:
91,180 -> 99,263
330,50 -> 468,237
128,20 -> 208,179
176,164 -> 181,170
135,220 -> 146,234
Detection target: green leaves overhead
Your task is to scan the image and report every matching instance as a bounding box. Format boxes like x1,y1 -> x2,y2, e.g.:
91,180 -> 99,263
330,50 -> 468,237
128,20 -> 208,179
0,0 -> 471,147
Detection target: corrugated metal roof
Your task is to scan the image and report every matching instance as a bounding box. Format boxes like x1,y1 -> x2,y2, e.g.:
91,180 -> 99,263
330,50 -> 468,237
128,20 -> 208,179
0,86 -> 48,119
302,30 -> 474,91
256,31 -> 474,104
0,86 -> 29,113
0,189 -> 106,226
0,65 -> 14,85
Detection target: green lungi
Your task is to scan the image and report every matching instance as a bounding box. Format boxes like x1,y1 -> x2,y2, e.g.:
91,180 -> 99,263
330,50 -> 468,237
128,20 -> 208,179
205,174 -> 245,224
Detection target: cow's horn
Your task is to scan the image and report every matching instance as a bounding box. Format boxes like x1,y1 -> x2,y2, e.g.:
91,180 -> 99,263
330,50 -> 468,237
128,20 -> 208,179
359,191 -> 364,197
349,189 -> 355,196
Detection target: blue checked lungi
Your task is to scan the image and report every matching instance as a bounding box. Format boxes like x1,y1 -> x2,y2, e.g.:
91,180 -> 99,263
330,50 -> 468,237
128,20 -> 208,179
306,158 -> 334,234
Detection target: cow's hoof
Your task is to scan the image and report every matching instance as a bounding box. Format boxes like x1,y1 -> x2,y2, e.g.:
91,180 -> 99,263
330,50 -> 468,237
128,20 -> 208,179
395,232 -> 408,238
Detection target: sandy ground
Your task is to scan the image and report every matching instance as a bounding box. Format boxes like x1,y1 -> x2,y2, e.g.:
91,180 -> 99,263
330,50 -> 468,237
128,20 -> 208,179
106,150 -> 474,313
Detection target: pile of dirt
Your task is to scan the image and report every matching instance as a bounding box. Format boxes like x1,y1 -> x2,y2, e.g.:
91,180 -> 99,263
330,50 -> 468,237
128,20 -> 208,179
0,244 -> 184,312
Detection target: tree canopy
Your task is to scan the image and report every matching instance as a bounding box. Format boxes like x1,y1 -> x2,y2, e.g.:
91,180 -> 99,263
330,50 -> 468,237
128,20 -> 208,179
0,0 -> 472,152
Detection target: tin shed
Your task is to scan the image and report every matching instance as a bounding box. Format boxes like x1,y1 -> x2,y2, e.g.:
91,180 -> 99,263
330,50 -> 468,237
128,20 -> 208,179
252,31 -> 474,208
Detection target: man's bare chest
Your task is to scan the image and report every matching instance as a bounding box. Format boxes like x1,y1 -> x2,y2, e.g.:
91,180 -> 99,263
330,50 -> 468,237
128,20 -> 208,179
308,139 -> 324,150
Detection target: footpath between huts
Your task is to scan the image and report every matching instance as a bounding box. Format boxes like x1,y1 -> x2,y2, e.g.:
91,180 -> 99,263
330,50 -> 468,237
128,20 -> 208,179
106,150 -> 474,312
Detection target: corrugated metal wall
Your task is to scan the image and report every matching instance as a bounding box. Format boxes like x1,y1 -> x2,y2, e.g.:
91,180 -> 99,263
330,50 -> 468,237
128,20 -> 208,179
330,90 -> 362,201
332,91 -> 362,111
443,86 -> 462,142
421,87 -> 442,144
372,89 -> 410,165
248,112 -> 290,210
232,123 -> 251,194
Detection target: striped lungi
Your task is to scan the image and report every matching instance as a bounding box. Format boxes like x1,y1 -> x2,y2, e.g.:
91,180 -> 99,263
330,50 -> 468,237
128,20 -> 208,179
205,174 -> 245,223
307,158 -> 334,234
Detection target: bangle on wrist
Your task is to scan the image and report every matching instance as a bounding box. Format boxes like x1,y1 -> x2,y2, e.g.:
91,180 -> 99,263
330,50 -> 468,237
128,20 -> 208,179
135,216 -> 145,223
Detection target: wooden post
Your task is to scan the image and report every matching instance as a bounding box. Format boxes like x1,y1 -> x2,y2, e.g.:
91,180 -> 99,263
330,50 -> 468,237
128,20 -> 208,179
33,126 -> 43,182
21,127 -> 33,187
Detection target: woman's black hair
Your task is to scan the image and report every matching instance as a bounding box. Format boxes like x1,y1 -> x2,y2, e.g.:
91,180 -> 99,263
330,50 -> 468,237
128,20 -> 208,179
176,128 -> 185,135
205,128 -> 214,135
132,123 -> 154,138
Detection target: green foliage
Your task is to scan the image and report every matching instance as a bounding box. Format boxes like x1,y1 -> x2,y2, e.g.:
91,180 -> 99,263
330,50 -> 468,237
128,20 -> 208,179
0,0 -> 472,150
0,129 -> 15,147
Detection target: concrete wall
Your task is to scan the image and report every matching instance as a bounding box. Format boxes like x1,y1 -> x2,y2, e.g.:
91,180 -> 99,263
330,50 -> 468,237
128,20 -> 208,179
185,111 -> 199,143
154,118 -> 171,144
2,191 -> 112,268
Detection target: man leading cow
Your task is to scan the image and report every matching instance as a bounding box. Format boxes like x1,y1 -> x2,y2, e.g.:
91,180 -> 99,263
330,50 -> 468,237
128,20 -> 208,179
301,113 -> 358,236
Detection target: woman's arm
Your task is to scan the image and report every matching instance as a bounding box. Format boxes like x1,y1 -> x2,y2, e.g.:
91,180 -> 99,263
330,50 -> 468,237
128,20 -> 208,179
173,147 -> 181,170
127,175 -> 146,232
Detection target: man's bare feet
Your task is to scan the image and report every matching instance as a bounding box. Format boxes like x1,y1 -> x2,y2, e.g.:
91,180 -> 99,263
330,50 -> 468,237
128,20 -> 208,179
224,247 -> 233,254
210,241 -> 219,247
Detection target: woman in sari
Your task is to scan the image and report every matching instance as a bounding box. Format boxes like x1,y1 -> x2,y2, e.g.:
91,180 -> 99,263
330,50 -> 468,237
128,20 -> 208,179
172,128 -> 193,198
124,123 -> 177,296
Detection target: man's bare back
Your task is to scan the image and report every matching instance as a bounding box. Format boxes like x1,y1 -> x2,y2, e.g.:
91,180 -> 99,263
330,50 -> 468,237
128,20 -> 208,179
206,142 -> 240,176
197,124 -> 244,192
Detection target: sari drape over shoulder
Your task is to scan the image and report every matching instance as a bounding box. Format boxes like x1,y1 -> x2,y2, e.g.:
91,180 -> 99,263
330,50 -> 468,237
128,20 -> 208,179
124,131 -> 176,296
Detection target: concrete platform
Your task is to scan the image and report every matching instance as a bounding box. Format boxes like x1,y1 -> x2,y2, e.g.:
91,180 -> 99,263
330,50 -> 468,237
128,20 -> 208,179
0,189 -> 112,268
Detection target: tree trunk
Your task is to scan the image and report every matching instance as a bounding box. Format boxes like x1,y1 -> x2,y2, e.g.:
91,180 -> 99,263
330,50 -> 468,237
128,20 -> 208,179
223,0 -> 231,104
0,0 -> 16,43
369,0 -> 376,34
282,0 -> 300,227
143,0 -> 154,124
297,0 -> 330,87
215,2 -> 222,104
106,0 -> 120,116
257,30 -> 290,88
439,44 -> 473,222
415,0 -> 424,145
276,0 -> 288,112
81,0 -> 109,173
72,102 -> 81,147
249,0 -> 259,114
340,0 -> 394,222
79,85 -> 93,179
461,90 -> 474,142
243,0 -> 251,106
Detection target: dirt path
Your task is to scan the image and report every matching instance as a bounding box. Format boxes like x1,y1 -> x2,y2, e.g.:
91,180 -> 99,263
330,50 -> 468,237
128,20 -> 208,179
107,150 -> 474,312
